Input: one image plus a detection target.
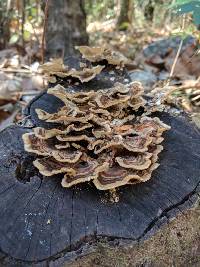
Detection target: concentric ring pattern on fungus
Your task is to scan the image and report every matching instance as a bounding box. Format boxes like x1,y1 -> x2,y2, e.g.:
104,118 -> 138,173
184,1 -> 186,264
23,46 -> 170,190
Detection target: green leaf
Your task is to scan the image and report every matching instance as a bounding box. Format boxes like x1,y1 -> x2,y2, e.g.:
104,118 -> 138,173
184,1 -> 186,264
118,22 -> 129,31
169,0 -> 194,9
169,0 -> 200,27
23,30 -> 31,41
170,31 -> 190,40
170,0 -> 200,9
31,7 -> 37,17
9,34 -> 19,44
193,10 -> 200,25
174,2 -> 198,14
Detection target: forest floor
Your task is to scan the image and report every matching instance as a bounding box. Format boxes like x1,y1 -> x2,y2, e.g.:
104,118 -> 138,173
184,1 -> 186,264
0,21 -> 199,131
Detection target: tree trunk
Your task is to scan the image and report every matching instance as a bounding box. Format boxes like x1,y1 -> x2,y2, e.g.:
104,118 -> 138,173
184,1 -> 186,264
0,58 -> 199,266
144,0 -> 166,23
117,0 -> 132,29
0,2 -> 11,49
0,96 -> 200,266
144,0 -> 154,22
46,0 -> 88,58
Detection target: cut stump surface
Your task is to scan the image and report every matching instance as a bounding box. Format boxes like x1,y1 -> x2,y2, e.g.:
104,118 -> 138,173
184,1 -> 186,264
0,90 -> 199,266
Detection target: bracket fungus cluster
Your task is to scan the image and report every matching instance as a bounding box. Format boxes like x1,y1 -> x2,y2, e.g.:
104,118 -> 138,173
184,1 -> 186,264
23,46 -> 170,190
40,58 -> 105,84
76,46 -> 129,67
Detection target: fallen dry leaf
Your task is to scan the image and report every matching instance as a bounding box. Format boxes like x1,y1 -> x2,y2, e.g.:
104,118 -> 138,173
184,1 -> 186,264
192,113 -> 200,129
0,72 -> 21,100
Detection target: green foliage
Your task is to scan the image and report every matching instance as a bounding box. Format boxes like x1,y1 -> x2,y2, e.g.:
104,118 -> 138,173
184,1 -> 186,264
118,22 -> 130,31
85,0 -> 116,22
170,0 -> 200,26
9,34 -> 19,45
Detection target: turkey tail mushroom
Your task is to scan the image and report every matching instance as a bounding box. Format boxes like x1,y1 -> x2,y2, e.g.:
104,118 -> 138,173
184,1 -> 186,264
40,58 -> 105,83
76,46 -> 130,67
23,54 -> 170,192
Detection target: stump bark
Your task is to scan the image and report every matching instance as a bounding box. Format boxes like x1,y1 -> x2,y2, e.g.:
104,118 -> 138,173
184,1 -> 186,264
0,65 -> 200,266
46,0 -> 88,58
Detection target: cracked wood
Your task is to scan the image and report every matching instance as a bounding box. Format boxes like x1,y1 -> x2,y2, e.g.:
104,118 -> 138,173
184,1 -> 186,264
0,108 -> 199,266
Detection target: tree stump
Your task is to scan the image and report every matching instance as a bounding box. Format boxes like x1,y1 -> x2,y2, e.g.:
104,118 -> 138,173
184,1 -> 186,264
0,65 -> 200,267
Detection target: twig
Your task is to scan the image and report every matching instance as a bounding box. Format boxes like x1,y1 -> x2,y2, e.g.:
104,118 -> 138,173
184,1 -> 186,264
0,68 -> 41,75
0,109 -> 20,132
13,91 -> 40,97
21,0 -> 25,50
0,68 -> 31,73
166,83 -> 200,97
29,20 -> 40,44
166,15 -> 186,86
154,15 -> 200,107
168,39 -> 183,78
41,0 -> 49,64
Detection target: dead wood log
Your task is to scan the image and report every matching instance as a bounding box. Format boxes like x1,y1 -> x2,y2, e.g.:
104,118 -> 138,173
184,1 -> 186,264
0,63 -> 199,267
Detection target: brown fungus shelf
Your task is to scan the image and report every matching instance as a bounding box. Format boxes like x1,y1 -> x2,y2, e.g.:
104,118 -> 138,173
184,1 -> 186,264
22,79 -> 170,191
0,50 -> 199,267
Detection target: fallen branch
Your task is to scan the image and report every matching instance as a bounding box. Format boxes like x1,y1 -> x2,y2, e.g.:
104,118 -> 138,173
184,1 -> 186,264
166,15 -> 186,86
165,82 -> 200,98
0,68 -> 39,74
41,0 -> 49,64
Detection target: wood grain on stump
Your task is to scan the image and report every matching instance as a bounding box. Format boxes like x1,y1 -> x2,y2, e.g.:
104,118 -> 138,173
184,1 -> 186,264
0,66 -> 200,266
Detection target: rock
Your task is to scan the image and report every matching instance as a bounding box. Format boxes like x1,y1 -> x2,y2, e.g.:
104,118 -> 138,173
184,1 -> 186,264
129,70 -> 157,92
143,36 -> 196,60
136,36 -> 200,78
